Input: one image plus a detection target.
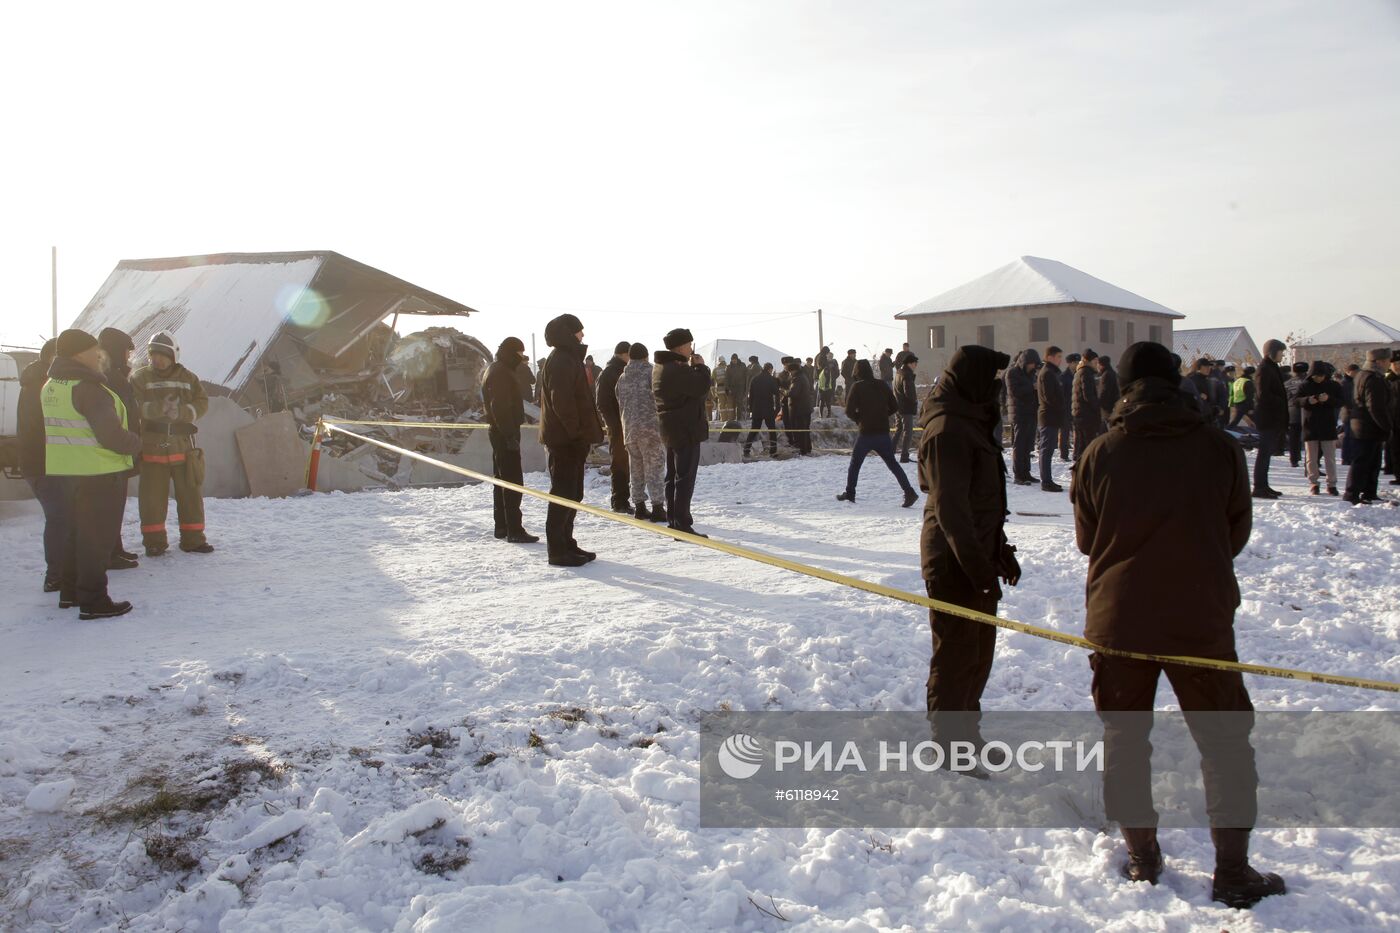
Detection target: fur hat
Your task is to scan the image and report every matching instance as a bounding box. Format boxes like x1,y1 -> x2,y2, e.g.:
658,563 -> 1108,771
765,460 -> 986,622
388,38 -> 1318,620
663,328 -> 694,350
55,329 -> 98,358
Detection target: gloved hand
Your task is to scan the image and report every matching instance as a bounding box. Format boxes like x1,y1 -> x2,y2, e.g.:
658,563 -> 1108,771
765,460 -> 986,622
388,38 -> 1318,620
997,542 -> 1021,587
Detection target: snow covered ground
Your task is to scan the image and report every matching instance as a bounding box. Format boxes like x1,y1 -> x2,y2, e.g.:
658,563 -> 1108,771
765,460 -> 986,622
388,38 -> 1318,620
1,450 -> 1398,932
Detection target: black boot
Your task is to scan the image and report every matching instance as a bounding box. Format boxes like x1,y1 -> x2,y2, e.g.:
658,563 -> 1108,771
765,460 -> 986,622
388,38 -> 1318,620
1120,827 -> 1163,884
115,547 -> 139,561
634,501 -> 651,520
649,504 -> 667,524
836,491 -> 855,502
902,489 -> 919,508
43,576 -> 60,593
1211,829 -> 1286,909
109,554 -> 139,570
570,543 -> 597,562
506,529 -> 539,544
548,552 -> 590,568
79,596 -> 134,621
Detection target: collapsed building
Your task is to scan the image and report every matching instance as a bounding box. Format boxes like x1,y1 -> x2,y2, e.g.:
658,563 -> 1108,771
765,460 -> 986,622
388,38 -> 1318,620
69,251 -> 499,495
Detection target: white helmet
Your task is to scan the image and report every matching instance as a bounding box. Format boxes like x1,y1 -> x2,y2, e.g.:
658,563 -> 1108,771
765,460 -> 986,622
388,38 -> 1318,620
147,331 -> 179,363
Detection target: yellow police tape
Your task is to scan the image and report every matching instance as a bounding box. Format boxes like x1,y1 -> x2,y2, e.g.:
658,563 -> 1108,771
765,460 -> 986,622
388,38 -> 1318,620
311,418 -> 918,434
319,419 -> 1400,694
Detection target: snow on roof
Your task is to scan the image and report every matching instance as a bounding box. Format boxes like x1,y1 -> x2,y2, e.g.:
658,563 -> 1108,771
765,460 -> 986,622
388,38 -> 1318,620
71,251 -> 477,398
896,256 -> 1183,319
1174,326 -> 1261,363
696,339 -> 794,370
1298,314 -> 1400,346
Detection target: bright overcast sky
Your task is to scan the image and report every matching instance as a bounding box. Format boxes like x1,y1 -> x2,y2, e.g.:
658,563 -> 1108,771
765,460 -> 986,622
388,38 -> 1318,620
2,1 -> 1397,361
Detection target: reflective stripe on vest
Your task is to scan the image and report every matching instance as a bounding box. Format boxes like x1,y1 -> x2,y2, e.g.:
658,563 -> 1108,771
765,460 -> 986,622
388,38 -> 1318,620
1230,377 -> 1249,405
41,379 -> 133,476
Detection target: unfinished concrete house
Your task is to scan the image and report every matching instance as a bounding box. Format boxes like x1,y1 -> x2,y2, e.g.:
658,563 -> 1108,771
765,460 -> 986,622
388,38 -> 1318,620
895,256 -> 1184,382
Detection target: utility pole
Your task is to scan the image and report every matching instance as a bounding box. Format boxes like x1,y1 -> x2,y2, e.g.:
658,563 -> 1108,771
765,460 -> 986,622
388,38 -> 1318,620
816,308 -> 824,350
51,246 -> 58,337
530,333 -> 537,373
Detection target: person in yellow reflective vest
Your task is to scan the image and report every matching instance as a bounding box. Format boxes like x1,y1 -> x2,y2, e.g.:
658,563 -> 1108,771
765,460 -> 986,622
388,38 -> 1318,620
131,331 -> 212,556
41,329 -> 142,619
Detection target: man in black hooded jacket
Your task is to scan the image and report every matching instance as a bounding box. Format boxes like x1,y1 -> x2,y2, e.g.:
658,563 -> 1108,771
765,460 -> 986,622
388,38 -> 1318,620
653,327 -> 712,536
919,346 -> 1019,749
539,314 -> 604,566
836,360 -> 917,506
482,336 -> 539,545
98,327 -> 140,567
595,341 -> 631,513
1004,348 -> 1040,484
743,363 -> 780,458
1252,339 -> 1289,497
783,358 -> 814,454
1071,340 -> 1282,908
18,339 -> 63,591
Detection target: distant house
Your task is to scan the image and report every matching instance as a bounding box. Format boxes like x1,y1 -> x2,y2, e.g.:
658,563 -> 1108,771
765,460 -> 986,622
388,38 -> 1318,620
895,256 -> 1184,381
1291,314 -> 1400,366
70,251 -> 482,412
1174,326 -> 1261,366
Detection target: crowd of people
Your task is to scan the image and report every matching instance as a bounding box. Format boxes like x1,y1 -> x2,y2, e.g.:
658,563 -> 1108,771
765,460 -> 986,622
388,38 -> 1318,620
16,328 -> 215,619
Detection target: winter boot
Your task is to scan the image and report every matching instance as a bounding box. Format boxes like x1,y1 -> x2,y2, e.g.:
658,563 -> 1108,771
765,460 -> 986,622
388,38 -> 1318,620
59,590 -> 78,610
836,491 -> 855,503
1119,827 -> 1163,884
109,554 -> 139,570
1041,481 -> 1064,493
548,552 -> 590,568
570,543 -> 597,562
1309,485 -> 1320,495
79,596 -> 134,621
145,544 -> 168,557
649,504 -> 667,524
902,489 -> 919,508
1328,486 -> 1339,496
115,547 -> 139,561
634,501 -> 651,520
506,529 -> 540,544
43,576 -> 60,593
1210,829 -> 1286,909
180,542 -> 215,554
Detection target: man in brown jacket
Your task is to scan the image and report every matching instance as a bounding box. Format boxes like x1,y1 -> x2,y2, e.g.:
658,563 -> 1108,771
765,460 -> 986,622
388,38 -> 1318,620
918,346 -> 1018,752
539,314 -> 604,567
1070,340 -> 1283,908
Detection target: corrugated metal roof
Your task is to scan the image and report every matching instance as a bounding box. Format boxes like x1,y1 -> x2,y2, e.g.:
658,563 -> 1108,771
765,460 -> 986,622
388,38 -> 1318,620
1300,314 -> 1400,346
70,251 -> 477,398
1174,326 -> 1261,363
896,256 -> 1183,319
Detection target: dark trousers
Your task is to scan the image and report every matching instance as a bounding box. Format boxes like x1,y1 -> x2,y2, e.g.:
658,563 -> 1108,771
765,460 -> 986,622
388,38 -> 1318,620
1073,419 -> 1100,462
787,409 -> 812,454
28,476 -> 71,585
818,389 -> 835,418
665,442 -> 701,529
744,415 -> 777,455
1010,416 -> 1035,481
1058,424 -> 1071,459
1345,437 -> 1384,500
925,582 -> 998,742
1091,653 -> 1257,829
55,473 -> 126,606
1037,425 -> 1059,485
1287,422 -> 1303,465
1253,428 -> 1280,491
1385,429 -> 1398,476
1341,422 -> 1357,464
1228,404 -> 1253,429
845,433 -> 914,497
544,443 -> 588,555
488,428 -> 525,536
894,411 -> 917,461
605,419 -> 629,509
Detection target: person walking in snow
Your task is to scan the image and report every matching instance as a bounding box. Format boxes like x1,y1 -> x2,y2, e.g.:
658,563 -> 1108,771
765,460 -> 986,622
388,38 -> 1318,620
482,337 -> 540,544
131,331 -> 213,556
919,346 -> 1018,752
1252,339 -> 1289,498
893,353 -> 920,463
743,363 -> 780,458
836,360 -> 918,507
1228,365 -> 1256,429
615,343 -> 668,523
1296,360 -> 1342,495
1070,340 -> 1282,909
1071,349 -> 1101,461
1343,347 -> 1394,504
595,341 -> 632,514
1036,346 -> 1067,492
654,328 -> 712,537
539,314 -> 604,567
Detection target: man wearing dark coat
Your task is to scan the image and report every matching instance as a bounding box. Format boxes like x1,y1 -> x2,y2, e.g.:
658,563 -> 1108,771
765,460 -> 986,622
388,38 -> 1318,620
1343,347 -> 1394,504
1036,346 -> 1067,492
482,336 -> 539,545
595,341 -> 631,513
17,339 -> 63,591
539,314 -> 605,566
782,359 -> 814,455
893,353 -> 921,463
1095,354 -> 1120,429
836,360 -> 917,506
1071,349 -> 1101,461
653,328 -> 712,536
743,362 -> 780,458
1058,352 -> 1079,459
1251,339 -> 1289,498
919,346 -> 1018,752
1296,360 -> 1342,495
1070,340 -> 1282,908
1004,349 -> 1040,485
1387,350 -> 1400,484
98,327 -> 141,568
1284,360 -> 1310,467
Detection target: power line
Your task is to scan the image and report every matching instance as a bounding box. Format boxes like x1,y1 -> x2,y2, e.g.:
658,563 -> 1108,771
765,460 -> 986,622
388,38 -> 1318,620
825,312 -> 906,331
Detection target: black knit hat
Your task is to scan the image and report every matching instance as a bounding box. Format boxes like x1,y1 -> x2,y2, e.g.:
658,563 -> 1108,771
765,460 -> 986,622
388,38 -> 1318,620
1119,341 -> 1178,386
663,328 -> 694,350
628,342 -> 648,360
55,329 -> 98,358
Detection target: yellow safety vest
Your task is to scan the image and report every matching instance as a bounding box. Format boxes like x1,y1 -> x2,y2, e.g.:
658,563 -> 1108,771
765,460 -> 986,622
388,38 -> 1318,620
41,379 -> 133,476
1230,376 -> 1249,405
